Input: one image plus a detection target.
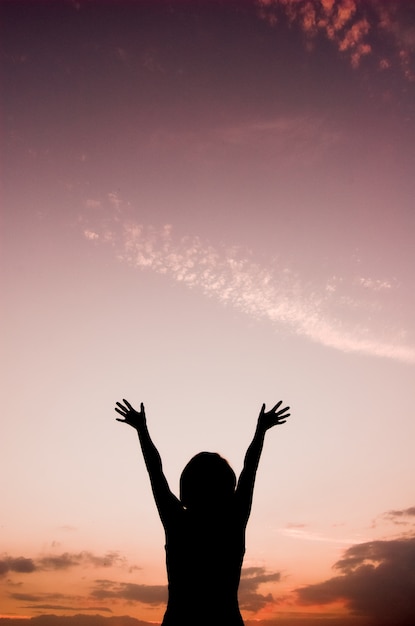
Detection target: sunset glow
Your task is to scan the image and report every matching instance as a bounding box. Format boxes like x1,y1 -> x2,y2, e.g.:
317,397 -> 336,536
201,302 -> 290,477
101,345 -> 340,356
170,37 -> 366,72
2,1 -> 415,625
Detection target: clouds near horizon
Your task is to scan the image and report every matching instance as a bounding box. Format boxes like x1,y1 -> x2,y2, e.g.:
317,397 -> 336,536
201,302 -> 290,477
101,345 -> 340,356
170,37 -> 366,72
296,533 -> 415,624
5,526 -> 415,622
0,551 -> 128,578
90,580 -> 167,607
2,554 -> 281,614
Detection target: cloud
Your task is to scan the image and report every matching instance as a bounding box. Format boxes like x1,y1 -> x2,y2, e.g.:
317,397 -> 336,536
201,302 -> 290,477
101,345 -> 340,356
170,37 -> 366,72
0,557 -> 36,577
37,551 -> 125,572
10,594 -> 43,602
379,506 -> 415,527
37,554 -> 81,571
0,616 -> 368,626
279,525 -> 356,545
9,590 -> 113,613
256,0 -> 415,79
0,617 -> 154,626
296,535 -> 415,625
145,115 -> 342,166
0,552 -> 128,578
384,506 -> 415,519
90,579 -> 167,606
89,566 -> 281,612
85,199 -> 101,209
239,566 -> 281,612
9,591 -> 112,614
22,606 -> 112,613
82,200 -> 415,364
357,277 -> 393,291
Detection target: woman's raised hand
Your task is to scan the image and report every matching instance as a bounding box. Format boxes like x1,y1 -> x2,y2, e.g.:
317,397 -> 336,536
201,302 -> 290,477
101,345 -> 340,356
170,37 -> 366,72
257,401 -> 290,432
115,399 -> 146,430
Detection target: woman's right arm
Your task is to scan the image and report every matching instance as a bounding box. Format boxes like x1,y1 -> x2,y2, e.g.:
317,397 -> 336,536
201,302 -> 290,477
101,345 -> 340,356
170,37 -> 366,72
235,401 -> 290,526
115,399 -> 180,523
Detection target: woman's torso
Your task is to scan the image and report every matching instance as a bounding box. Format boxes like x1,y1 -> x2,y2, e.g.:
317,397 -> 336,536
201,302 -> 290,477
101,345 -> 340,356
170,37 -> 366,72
162,505 -> 245,625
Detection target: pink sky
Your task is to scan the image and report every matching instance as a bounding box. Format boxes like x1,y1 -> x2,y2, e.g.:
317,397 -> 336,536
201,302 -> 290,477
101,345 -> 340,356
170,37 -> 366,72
2,1 -> 415,624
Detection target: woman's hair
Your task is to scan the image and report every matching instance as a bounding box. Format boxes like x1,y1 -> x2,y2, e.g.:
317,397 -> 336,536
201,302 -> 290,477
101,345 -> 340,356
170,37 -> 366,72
179,452 -> 236,509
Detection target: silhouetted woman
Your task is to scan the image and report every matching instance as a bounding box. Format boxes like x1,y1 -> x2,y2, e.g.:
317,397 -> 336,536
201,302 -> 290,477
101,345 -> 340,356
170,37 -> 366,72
115,398 -> 290,626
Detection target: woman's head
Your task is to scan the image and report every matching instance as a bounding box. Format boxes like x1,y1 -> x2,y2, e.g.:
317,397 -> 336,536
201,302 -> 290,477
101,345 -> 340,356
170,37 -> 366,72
180,452 -> 236,510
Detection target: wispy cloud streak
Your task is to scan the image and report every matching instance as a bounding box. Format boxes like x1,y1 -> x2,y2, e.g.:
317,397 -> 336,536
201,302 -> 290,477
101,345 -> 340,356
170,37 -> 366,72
82,197 -> 415,364
279,526 -> 358,545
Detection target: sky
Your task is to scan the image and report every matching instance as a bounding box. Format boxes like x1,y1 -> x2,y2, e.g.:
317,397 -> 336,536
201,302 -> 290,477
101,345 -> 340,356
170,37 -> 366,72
1,0 -> 415,624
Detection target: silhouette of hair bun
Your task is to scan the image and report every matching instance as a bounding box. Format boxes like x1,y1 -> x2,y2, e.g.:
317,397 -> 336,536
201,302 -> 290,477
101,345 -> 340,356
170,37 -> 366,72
179,452 -> 236,509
